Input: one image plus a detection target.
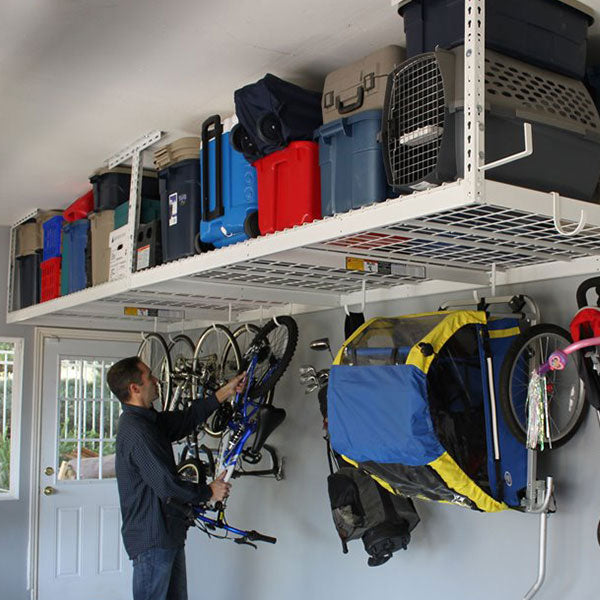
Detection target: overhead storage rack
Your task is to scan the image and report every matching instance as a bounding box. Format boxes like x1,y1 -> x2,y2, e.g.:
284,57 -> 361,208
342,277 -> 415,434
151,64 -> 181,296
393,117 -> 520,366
6,0 -> 600,332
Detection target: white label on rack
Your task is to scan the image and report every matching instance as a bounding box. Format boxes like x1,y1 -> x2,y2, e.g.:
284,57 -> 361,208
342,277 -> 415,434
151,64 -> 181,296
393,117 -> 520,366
169,193 -> 178,226
137,245 -> 150,270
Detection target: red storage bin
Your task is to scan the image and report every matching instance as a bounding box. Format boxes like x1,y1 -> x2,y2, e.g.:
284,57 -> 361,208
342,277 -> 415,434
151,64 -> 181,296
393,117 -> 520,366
41,257 -> 61,302
254,141 -> 321,235
64,189 -> 94,222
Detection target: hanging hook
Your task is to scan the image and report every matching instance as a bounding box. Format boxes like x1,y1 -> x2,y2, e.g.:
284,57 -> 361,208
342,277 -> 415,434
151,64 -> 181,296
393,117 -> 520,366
228,303 -> 232,324
552,192 -> 586,236
344,304 -> 350,316
490,263 -> 497,296
361,280 -> 366,313
153,316 -> 158,333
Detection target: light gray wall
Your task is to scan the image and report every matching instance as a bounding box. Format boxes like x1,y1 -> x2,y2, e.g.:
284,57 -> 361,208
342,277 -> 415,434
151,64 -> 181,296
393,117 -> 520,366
0,226 -> 36,600
186,275 -> 600,600
3,227 -> 600,600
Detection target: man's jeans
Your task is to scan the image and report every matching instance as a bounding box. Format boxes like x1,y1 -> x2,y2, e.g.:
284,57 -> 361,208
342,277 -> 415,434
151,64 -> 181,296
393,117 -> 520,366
132,547 -> 188,600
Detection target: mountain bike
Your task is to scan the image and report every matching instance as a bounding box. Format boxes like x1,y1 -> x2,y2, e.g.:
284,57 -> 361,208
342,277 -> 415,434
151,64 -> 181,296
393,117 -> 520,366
176,315 -> 298,545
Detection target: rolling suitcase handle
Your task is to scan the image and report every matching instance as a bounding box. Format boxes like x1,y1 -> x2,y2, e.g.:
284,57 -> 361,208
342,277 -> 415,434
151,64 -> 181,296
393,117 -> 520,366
202,115 -> 225,222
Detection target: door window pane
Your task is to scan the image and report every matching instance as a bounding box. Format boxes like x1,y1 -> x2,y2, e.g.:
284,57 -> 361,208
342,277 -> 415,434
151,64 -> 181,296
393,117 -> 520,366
57,358 -> 122,481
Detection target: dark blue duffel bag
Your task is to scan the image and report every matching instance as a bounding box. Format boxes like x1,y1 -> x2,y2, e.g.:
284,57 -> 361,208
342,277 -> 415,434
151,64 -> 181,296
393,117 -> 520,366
232,73 -> 322,163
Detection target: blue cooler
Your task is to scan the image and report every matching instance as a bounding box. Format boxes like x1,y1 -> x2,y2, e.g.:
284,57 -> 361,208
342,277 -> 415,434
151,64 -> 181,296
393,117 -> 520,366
316,109 -> 391,217
200,115 -> 259,247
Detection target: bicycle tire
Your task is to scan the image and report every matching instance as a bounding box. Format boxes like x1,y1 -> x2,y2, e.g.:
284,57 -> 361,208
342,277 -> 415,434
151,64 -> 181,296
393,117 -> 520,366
137,332 -> 172,410
193,324 -> 242,384
247,316 -> 298,400
177,458 -> 202,484
169,334 -> 195,374
498,323 -> 588,448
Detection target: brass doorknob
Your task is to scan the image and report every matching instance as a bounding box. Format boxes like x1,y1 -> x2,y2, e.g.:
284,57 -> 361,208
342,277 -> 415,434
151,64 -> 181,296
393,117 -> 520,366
43,486 -> 56,496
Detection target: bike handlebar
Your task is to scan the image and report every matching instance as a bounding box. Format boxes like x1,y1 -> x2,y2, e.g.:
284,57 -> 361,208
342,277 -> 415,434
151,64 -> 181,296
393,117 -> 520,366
246,530 -> 277,544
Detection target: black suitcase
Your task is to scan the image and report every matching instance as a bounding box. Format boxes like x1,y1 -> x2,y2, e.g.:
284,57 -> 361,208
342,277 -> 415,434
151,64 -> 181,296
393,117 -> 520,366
232,73 -> 322,163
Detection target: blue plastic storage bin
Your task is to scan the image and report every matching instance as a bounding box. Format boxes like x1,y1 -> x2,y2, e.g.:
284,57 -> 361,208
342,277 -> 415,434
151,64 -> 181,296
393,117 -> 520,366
200,115 -> 259,247
42,215 -> 63,260
398,0 -> 593,79
62,219 -> 89,294
316,110 -> 390,217
159,158 -> 203,262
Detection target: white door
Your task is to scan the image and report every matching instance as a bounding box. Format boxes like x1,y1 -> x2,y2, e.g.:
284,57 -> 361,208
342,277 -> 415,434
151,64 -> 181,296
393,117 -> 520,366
37,337 -> 139,600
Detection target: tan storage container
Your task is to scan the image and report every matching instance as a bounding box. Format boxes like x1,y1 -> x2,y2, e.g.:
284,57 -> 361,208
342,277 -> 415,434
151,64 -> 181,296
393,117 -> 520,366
322,45 -> 406,124
16,221 -> 42,257
154,137 -> 201,170
89,210 -> 115,285
36,209 -> 64,224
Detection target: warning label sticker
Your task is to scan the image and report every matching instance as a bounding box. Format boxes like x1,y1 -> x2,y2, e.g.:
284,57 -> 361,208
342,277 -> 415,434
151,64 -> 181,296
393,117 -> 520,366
345,256 -> 426,279
169,193 -> 178,227
137,245 -> 150,270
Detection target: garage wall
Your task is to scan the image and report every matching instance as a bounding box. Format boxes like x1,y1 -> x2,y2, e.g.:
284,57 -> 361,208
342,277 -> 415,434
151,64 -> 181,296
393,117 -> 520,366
185,275 -> 600,600
2,225 -> 600,600
0,226 -> 36,600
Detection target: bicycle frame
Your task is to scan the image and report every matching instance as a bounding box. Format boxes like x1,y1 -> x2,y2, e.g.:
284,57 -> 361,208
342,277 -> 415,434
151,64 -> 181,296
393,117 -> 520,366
539,336 -> 600,374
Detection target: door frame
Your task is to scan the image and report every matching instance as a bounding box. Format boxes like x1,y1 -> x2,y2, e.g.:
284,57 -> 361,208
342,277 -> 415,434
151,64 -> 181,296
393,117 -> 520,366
27,327 -> 141,600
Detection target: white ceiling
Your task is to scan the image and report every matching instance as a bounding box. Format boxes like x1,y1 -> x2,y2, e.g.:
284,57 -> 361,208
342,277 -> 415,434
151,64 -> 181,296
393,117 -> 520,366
1,0 -> 600,225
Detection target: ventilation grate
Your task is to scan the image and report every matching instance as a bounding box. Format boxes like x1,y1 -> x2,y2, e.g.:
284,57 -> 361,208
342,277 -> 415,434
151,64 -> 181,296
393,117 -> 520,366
386,55 -> 446,189
484,54 -> 600,132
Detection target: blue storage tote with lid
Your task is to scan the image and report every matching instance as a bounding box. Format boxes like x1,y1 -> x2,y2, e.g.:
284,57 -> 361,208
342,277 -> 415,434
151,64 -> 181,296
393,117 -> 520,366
200,115 -> 259,247
155,137 -> 205,262
396,0 -> 594,79
61,219 -> 90,294
316,109 -> 390,217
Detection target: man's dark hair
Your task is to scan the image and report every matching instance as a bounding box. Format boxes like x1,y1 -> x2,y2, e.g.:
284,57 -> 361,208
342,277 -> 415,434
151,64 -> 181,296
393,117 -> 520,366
106,356 -> 144,403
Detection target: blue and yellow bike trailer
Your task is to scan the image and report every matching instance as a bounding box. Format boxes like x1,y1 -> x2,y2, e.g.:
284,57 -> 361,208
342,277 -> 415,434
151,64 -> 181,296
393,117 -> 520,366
327,303 -> 556,598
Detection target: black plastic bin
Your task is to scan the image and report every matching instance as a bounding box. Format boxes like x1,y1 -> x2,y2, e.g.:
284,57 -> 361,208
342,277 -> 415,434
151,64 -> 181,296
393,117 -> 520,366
159,158 -> 206,262
136,221 -> 162,270
398,0 -> 593,79
16,253 -> 41,309
90,167 -> 160,211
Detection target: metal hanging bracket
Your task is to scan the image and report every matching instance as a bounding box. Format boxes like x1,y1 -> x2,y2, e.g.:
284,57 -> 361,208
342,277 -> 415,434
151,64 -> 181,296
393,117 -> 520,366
552,191 -> 586,236
343,280 -> 367,315
479,122 -> 533,172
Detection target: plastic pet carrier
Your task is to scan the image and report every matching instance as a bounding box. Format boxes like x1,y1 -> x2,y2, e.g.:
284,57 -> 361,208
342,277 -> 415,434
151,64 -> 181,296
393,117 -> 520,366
316,109 -> 390,216
232,73 -> 322,163
254,141 -> 321,235
61,219 -> 90,294
396,0 -> 594,79
327,310 -> 527,512
382,47 -> 600,200
200,115 -> 259,247
322,45 -> 405,124
157,137 -> 206,262
135,221 -> 161,271
90,167 -> 159,211
40,257 -> 61,302
15,253 -> 41,308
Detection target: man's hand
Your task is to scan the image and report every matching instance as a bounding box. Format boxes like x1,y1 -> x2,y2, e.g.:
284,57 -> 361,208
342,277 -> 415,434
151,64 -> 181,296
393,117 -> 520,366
209,471 -> 231,503
215,372 -> 246,403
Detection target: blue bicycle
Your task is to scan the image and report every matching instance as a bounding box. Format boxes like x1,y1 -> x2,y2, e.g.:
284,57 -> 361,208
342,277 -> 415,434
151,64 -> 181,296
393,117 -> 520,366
176,315 -> 298,546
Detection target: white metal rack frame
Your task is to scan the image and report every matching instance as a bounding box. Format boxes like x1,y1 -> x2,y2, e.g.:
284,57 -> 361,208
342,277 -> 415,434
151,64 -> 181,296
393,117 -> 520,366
7,0 -> 600,334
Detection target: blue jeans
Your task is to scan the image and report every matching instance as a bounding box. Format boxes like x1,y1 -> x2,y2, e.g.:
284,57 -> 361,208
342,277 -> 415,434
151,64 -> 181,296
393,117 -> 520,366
132,546 -> 188,600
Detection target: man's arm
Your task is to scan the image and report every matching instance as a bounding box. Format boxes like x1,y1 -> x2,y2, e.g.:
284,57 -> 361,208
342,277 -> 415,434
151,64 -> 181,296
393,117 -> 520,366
156,373 -> 246,441
130,428 -> 212,504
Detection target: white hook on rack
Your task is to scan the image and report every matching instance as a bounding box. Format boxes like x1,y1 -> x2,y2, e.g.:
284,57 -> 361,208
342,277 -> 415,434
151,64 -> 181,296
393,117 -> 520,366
343,280 -> 367,315
259,306 -> 264,325
490,263 -> 497,296
228,303 -> 232,324
552,192 -> 586,236
479,122 -> 533,172
273,315 -> 281,326
153,317 -> 158,333
211,323 -> 219,332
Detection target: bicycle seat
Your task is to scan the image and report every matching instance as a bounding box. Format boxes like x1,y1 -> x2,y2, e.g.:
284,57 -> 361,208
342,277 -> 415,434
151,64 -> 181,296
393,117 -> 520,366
251,405 -> 286,453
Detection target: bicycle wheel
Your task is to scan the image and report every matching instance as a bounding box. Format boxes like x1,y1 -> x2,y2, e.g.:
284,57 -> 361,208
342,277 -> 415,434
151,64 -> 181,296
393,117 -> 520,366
247,316 -> 298,400
228,323 -> 275,406
169,334 -> 195,374
499,323 -> 588,448
193,324 -> 242,385
137,332 -> 172,410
